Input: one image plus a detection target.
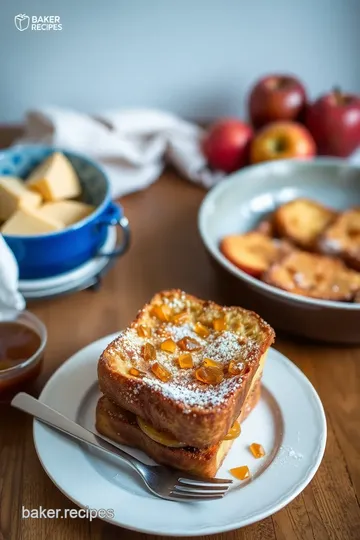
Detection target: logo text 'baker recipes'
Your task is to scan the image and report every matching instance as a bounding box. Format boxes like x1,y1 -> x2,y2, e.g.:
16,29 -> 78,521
14,14 -> 62,31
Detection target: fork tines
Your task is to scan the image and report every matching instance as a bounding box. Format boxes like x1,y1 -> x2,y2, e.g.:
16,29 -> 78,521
169,476 -> 232,501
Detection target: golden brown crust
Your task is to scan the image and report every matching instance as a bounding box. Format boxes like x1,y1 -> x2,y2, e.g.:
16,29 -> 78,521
318,208 -> 360,271
95,381 -> 261,478
263,251 -> 360,301
220,232 -> 292,277
274,198 -> 337,250
98,289 -> 274,448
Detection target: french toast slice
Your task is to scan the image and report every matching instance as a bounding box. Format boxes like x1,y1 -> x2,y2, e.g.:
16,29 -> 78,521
318,208 -> 360,271
98,290 -> 274,449
220,232 -> 292,277
274,198 -> 336,250
263,250 -> 360,301
95,378 -> 261,478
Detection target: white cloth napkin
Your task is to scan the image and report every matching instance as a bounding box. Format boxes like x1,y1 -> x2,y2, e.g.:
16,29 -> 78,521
16,107 -> 225,197
0,235 -> 25,312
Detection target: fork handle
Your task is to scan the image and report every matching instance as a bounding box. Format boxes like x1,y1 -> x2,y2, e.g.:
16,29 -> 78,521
11,392 -> 147,473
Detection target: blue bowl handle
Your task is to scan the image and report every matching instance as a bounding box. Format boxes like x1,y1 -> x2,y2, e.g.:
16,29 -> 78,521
96,202 -> 131,258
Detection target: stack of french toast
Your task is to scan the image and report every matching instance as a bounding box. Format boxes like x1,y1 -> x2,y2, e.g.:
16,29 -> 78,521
221,198 -> 360,302
96,290 -> 275,477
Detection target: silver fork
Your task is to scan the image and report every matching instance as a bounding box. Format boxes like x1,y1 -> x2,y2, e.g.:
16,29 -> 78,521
11,393 -> 232,502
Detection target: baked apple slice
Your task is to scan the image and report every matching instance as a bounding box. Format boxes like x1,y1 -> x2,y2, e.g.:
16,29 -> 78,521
220,232 -> 283,277
318,208 -> 360,270
274,198 -> 336,250
263,250 -> 360,301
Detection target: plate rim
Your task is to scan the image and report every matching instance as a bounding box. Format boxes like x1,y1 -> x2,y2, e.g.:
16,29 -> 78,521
33,334 -> 327,535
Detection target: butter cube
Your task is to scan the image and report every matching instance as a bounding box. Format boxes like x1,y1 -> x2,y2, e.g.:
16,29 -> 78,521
26,152 -> 81,201
0,176 -> 42,221
1,206 -> 63,236
38,200 -> 95,227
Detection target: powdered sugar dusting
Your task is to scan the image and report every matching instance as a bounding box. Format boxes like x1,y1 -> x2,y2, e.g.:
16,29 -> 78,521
204,331 -> 243,364
165,323 -> 202,342
319,237 -> 342,255
274,445 -> 304,467
293,272 -> 306,288
163,292 -> 187,310
143,373 -> 243,409
107,295 -> 264,410
118,331 -> 143,363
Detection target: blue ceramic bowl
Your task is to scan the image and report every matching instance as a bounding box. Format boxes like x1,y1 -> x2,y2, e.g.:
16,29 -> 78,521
0,145 -> 130,279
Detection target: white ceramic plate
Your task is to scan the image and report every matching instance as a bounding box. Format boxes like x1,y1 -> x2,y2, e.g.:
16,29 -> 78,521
19,227 -> 117,293
33,335 -> 326,535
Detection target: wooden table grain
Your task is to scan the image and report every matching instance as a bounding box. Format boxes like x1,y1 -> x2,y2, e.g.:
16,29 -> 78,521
0,137 -> 359,539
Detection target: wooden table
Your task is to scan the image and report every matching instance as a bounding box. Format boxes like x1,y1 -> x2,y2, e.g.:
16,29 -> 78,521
0,155 -> 359,539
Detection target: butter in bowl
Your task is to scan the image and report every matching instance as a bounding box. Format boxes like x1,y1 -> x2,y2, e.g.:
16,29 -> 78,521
0,151 -> 94,235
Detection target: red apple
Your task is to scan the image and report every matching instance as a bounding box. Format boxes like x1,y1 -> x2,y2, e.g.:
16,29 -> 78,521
250,121 -> 316,164
202,119 -> 253,173
305,88 -> 360,157
249,74 -> 307,129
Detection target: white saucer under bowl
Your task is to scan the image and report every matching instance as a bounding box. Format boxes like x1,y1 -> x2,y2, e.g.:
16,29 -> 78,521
33,335 -> 327,535
19,228 -> 116,299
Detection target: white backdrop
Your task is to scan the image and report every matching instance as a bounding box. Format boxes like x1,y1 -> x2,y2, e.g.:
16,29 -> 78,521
1,0 -> 359,123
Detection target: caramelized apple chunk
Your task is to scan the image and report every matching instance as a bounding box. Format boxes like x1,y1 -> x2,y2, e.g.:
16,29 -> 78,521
203,358 -> 222,369
228,361 -> 245,375
129,367 -> 145,378
172,311 -> 189,325
177,336 -> 202,351
194,322 -> 210,338
142,342 -> 156,361
178,353 -> 193,369
151,362 -> 172,382
160,338 -> 177,353
151,304 -> 171,322
195,365 -> 224,385
213,315 -> 226,331
224,421 -> 241,440
137,325 -> 152,338
250,442 -> 265,458
230,466 -> 250,480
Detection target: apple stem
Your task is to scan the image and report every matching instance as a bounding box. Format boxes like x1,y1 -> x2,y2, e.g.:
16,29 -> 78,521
333,86 -> 345,105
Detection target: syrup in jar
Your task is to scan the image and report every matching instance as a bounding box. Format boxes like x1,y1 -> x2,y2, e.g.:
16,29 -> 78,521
0,322 -> 43,397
